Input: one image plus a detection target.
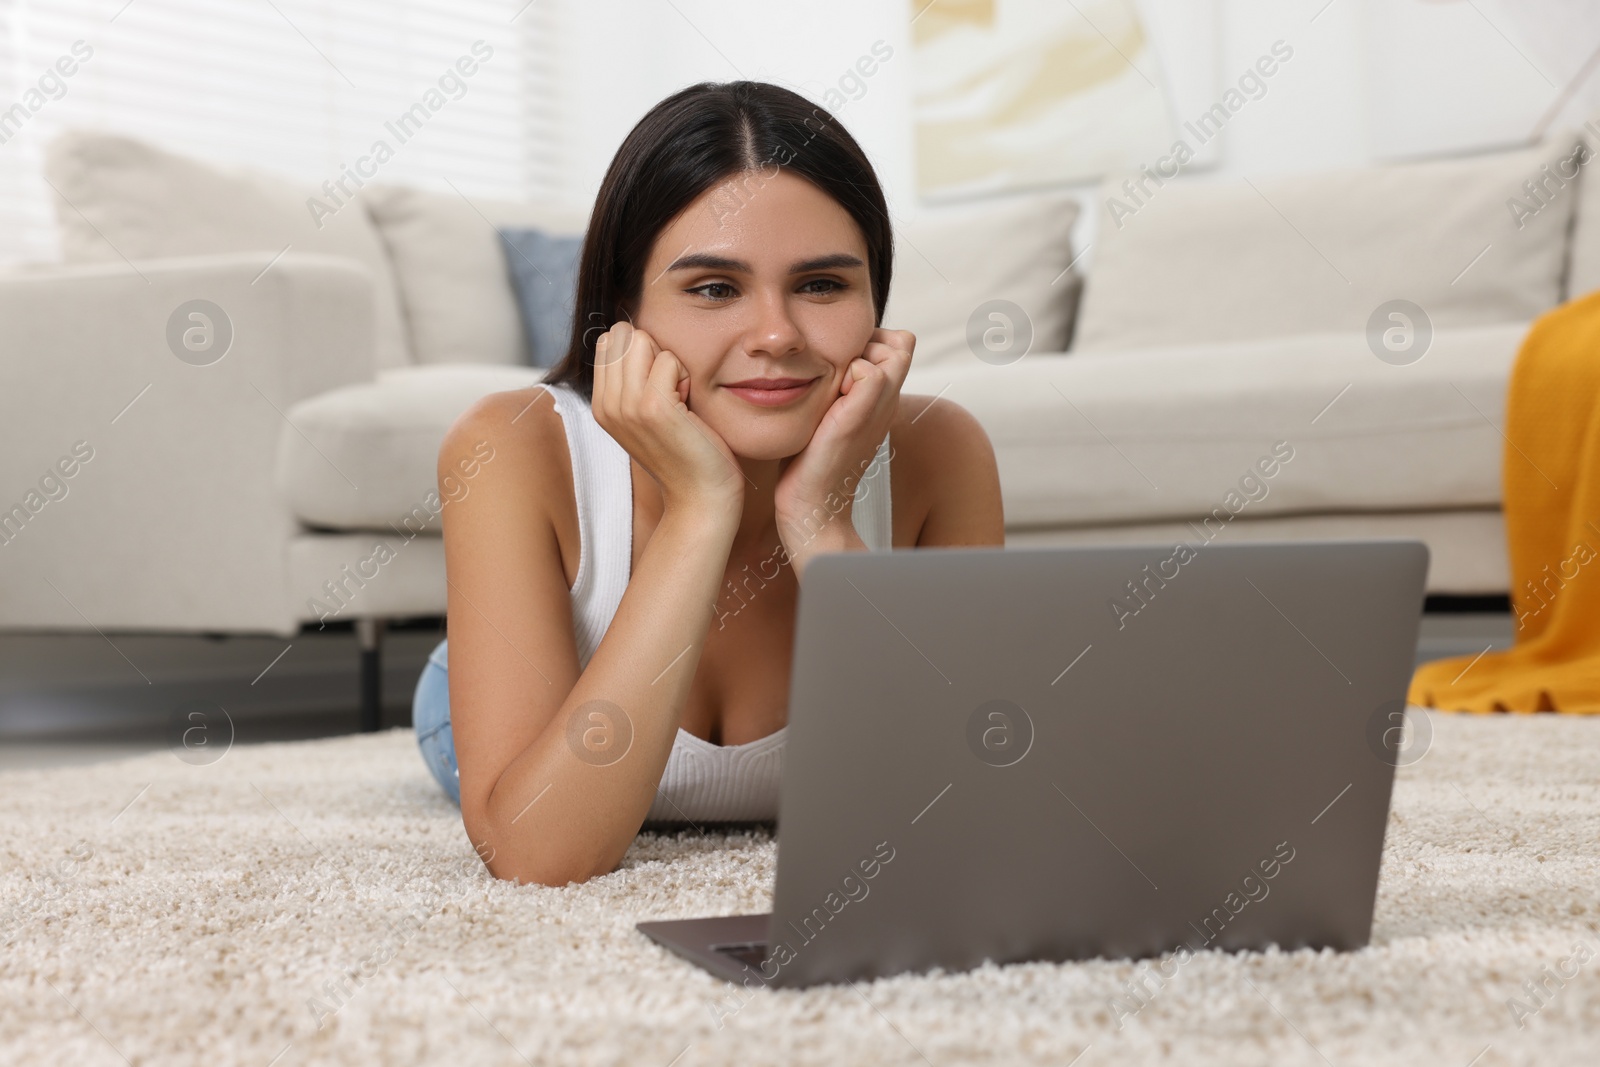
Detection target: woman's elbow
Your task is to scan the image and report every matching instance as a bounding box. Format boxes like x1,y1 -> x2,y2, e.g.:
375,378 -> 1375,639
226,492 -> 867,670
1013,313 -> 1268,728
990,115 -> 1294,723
464,811 -> 620,887
483,848 -> 617,888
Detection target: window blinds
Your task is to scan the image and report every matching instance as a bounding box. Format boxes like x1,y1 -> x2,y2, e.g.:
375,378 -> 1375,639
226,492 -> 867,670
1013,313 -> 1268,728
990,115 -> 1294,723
0,0 -> 559,265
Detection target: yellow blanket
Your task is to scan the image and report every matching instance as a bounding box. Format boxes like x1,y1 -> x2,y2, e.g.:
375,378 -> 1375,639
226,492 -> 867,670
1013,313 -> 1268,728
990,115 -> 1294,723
1409,291 -> 1600,713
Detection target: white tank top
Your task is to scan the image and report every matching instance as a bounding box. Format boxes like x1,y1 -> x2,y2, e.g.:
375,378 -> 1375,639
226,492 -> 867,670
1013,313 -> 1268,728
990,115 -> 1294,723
543,380 -> 893,825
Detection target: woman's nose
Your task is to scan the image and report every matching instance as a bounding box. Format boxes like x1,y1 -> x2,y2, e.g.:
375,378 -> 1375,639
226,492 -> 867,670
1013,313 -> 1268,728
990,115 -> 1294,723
746,289 -> 803,357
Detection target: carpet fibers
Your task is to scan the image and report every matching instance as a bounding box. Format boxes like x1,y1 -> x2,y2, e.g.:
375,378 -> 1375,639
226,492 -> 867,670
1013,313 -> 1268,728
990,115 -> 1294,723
2,712 -> 1597,1066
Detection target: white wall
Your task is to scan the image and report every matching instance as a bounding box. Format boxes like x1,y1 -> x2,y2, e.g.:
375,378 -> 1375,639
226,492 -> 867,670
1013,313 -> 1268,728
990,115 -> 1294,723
547,0 -> 914,213
545,0 -> 1576,263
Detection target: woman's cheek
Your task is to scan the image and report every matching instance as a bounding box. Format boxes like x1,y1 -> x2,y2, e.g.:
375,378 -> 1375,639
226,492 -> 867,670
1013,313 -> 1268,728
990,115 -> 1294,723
802,312 -> 874,370
634,318 -> 721,375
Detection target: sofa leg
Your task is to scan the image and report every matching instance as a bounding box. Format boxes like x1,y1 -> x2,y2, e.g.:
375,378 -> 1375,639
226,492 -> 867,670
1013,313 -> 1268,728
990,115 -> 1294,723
356,617 -> 385,733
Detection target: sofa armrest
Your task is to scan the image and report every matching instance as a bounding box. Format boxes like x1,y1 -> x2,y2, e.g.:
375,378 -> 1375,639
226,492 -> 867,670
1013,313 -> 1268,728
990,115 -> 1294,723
0,252 -> 378,635
2,251 -> 376,402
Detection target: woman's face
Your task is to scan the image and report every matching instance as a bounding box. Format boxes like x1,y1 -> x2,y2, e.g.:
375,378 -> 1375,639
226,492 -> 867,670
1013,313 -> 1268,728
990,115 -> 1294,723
632,168 -> 877,461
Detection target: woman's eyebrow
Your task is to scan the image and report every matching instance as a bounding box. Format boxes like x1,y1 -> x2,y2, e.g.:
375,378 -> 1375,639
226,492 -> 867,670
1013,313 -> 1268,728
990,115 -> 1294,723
663,251 -> 865,274
790,253 -> 864,274
666,252 -> 750,273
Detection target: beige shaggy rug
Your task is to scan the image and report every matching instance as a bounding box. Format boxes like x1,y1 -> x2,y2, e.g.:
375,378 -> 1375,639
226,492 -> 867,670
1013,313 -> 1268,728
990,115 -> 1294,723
2,711 -> 1597,1067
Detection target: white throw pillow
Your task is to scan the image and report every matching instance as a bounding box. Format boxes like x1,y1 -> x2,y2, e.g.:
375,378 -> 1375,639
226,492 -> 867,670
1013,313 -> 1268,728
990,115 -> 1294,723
43,129 -> 412,371
1075,135 -> 1582,352
363,183 -> 589,367
882,191 -> 1082,368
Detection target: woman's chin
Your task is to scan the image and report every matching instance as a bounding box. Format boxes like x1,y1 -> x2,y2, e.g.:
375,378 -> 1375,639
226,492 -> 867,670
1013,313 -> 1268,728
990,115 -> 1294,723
715,424 -> 816,463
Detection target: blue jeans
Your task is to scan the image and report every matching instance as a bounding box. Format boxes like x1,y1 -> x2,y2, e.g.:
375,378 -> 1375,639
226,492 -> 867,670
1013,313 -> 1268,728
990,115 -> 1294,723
414,637 -> 460,805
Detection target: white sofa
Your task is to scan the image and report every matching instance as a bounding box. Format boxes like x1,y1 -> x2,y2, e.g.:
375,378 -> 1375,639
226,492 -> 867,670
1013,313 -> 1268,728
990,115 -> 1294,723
4,128 -> 1595,722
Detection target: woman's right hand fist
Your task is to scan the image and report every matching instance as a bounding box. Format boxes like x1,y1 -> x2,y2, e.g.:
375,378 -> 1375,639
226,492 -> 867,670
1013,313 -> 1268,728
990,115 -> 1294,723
591,322 -> 744,516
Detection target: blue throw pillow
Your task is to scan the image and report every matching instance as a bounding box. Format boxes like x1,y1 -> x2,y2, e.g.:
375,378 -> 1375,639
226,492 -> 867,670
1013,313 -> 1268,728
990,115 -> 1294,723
499,227 -> 584,368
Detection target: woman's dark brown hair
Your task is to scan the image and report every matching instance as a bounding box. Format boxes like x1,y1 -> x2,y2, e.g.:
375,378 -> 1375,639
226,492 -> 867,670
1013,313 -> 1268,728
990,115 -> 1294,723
541,80 -> 894,401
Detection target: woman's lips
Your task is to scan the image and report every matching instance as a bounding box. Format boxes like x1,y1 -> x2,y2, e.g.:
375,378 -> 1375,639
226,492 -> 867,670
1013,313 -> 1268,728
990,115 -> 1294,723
722,379 -> 816,407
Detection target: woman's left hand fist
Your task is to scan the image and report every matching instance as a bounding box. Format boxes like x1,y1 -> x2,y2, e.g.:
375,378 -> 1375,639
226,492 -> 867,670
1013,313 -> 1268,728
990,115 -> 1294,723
774,328 -> 914,552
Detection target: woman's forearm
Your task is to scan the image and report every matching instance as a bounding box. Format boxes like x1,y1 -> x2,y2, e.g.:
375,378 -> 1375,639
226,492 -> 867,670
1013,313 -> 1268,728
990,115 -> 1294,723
479,503 -> 739,886
784,520 -> 865,582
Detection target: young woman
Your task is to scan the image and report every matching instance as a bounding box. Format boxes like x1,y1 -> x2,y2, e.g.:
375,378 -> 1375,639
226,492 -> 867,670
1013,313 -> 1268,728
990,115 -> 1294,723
414,80 -> 1005,886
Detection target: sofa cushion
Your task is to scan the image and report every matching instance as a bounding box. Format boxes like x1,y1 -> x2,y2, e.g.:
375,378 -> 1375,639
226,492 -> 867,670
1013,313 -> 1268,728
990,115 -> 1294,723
286,322 -> 1524,537
363,183 -> 588,367
882,190 -> 1082,368
278,364 -> 548,530
1076,136 -> 1580,352
901,322 -> 1526,528
43,130 -> 412,371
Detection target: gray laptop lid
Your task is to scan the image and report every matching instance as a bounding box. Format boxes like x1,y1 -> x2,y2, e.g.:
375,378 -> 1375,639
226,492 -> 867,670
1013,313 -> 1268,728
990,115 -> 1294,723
759,539 -> 1428,988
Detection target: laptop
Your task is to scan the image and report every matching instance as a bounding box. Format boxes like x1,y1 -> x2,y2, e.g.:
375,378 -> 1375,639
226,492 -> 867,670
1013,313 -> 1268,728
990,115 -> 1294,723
637,539 -> 1429,989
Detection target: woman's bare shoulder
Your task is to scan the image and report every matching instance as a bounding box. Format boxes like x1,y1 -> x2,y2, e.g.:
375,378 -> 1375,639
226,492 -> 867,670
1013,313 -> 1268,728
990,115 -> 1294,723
890,392 -> 994,462
438,383 -> 577,529
889,391 -> 1004,546
441,384 -> 568,483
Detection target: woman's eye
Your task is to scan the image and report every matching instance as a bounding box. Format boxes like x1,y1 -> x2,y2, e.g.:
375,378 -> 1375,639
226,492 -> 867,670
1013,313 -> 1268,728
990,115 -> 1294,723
689,282 -> 737,300
799,278 -> 845,295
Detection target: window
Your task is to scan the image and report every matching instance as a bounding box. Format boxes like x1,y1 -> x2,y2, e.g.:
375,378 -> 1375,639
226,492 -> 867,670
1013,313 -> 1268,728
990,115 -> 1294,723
0,0 -> 558,265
